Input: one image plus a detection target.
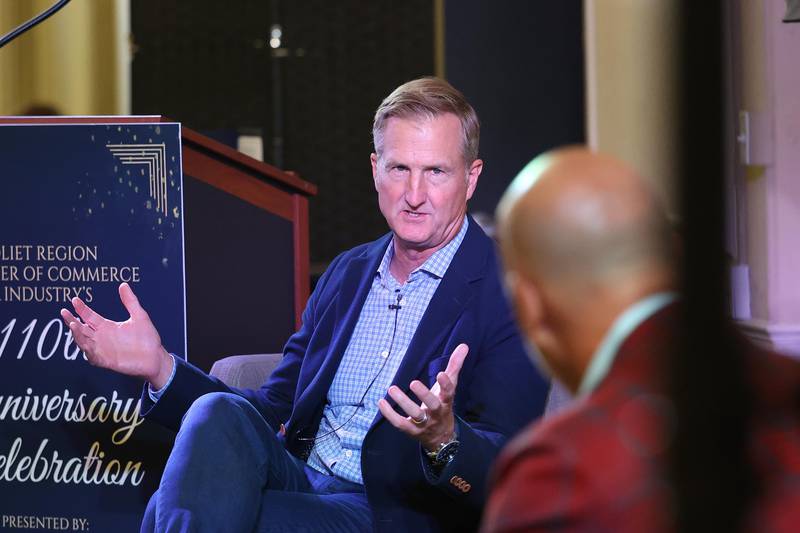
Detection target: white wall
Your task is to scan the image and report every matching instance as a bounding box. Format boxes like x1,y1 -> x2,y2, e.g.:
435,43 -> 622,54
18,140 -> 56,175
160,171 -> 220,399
735,0 -> 800,356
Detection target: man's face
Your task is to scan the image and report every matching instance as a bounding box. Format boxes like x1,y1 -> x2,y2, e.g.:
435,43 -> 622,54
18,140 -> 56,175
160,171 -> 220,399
371,114 -> 481,255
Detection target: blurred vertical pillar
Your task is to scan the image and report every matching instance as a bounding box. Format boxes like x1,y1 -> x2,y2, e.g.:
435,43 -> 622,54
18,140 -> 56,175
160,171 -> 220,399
0,0 -> 130,115
673,2 -> 754,532
584,0 -> 680,216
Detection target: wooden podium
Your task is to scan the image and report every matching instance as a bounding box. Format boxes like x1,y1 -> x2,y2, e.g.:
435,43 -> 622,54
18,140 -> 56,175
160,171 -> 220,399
0,115 -> 317,372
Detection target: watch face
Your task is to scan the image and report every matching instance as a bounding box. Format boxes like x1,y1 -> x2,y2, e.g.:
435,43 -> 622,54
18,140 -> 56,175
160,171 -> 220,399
435,441 -> 460,465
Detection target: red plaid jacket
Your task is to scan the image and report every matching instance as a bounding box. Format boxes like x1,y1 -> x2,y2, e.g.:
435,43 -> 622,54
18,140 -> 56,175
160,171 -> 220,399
482,304 -> 800,532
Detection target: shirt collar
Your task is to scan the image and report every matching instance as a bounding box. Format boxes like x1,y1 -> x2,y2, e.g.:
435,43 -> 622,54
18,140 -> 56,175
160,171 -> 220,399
577,292 -> 678,396
377,216 -> 469,282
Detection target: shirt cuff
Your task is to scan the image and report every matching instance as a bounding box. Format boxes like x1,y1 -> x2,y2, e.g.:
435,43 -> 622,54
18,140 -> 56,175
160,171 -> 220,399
147,353 -> 177,403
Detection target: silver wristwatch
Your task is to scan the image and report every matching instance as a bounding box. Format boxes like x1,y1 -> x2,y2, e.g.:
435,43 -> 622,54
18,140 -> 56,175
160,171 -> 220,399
426,435 -> 460,466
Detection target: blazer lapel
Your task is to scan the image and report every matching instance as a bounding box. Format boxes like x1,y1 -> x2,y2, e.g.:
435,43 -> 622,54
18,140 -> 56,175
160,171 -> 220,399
374,219 -> 489,425
294,235 -> 390,410
389,268 -> 473,390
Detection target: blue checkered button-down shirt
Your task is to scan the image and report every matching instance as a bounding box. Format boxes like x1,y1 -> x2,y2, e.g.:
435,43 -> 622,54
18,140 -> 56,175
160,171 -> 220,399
306,217 -> 469,484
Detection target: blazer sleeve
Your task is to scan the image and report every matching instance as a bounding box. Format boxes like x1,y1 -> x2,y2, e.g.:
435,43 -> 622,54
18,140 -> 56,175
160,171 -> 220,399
422,256 -> 549,508
139,251 -> 348,433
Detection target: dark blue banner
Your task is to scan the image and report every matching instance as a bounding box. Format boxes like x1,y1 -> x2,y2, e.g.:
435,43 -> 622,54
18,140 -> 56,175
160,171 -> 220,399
0,123 -> 185,532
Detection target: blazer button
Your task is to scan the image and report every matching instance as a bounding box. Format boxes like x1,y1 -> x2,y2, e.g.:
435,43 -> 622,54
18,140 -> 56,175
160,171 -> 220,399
449,475 -> 471,493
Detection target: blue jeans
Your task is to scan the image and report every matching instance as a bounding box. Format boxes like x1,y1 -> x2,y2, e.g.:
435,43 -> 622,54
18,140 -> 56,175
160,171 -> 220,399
141,392 -> 373,533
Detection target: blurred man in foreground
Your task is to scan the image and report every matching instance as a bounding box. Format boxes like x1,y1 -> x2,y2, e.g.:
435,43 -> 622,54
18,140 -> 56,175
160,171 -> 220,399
482,147 -> 800,532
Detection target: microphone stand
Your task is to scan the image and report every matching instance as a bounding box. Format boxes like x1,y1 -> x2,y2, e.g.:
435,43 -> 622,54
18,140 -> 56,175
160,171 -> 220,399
0,0 -> 73,49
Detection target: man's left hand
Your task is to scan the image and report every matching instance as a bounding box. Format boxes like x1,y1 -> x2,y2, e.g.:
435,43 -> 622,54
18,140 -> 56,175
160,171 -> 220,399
378,343 -> 469,451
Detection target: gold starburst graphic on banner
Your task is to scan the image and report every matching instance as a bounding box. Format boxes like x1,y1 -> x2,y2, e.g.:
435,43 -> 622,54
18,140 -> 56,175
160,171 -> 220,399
106,143 -> 168,216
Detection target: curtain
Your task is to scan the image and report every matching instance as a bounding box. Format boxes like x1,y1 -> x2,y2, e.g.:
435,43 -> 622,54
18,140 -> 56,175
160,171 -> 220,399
0,0 -> 129,115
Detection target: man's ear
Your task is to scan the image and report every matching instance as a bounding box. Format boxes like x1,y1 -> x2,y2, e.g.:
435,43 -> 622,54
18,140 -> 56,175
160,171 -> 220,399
511,272 -> 544,336
510,271 -> 570,381
465,159 -> 483,201
371,153 -> 379,190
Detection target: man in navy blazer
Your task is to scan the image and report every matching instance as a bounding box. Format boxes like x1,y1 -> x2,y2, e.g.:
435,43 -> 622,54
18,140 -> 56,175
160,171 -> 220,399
61,78 -> 548,532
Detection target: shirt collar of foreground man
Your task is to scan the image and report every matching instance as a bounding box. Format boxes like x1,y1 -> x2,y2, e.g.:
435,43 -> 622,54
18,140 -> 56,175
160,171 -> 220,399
481,146 -> 800,532
578,291 -> 677,396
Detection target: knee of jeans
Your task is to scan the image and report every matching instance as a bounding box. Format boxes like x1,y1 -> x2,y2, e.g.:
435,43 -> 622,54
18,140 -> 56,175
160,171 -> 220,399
183,392 -> 254,429
139,490 -> 157,533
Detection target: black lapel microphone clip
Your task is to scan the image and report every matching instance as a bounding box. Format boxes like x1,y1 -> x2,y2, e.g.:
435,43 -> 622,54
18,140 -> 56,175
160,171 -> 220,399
388,292 -> 403,311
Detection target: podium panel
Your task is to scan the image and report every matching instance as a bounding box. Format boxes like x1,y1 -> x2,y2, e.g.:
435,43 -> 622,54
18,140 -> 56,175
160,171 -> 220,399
183,176 -> 295,372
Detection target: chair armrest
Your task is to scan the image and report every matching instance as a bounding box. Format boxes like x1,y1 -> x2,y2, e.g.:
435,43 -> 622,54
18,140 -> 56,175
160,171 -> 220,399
209,353 -> 283,389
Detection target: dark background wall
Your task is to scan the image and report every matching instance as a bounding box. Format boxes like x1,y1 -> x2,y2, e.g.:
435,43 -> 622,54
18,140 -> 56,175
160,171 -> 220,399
445,0 -> 585,217
132,0 -> 584,269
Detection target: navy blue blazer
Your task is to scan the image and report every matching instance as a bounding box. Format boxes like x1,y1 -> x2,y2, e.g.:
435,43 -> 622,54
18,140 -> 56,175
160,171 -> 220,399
142,218 -> 548,532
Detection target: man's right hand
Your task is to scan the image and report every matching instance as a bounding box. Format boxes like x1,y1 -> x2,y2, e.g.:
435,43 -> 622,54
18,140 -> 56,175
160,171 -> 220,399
60,282 -> 174,390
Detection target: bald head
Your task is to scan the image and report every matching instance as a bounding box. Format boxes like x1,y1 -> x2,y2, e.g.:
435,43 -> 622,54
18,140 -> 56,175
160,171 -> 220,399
498,147 -> 673,288
496,147 -> 675,391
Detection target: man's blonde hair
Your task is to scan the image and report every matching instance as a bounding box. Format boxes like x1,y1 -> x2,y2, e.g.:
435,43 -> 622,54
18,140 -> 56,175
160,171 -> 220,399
373,77 -> 480,164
